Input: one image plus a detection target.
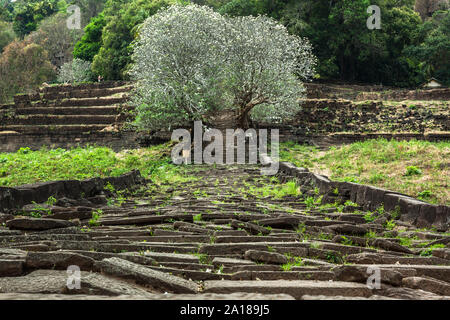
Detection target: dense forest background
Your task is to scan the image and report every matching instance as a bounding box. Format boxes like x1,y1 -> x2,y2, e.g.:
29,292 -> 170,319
0,0 -> 449,103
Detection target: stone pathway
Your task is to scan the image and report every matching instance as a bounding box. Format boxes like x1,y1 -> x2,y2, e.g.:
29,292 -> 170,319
0,164 -> 449,300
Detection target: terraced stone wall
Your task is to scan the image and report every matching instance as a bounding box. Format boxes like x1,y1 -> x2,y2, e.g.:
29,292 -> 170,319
290,99 -> 449,134
275,161 -> 450,231
0,170 -> 144,212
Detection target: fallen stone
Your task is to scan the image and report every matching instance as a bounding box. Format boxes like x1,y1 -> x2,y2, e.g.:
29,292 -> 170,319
0,292 -> 295,300
371,238 -> 413,254
0,259 -> 24,276
0,213 -> 14,224
402,276 -> 450,296
212,257 -> 255,268
332,265 -> 403,286
96,257 -> 198,294
325,224 -> 368,236
244,250 -> 288,265
202,280 -> 372,299
6,218 -> 76,230
0,269 -> 153,296
378,287 -> 450,300
230,220 -> 270,235
25,252 -> 95,270
432,248 -> 450,260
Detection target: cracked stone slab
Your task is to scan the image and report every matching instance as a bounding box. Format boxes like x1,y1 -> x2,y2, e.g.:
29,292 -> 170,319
96,257 -> 199,294
402,277 -> 450,296
0,269 -> 154,296
6,218 -> 77,230
0,292 -> 295,300
25,251 -> 96,270
202,280 -> 373,299
0,259 -> 24,276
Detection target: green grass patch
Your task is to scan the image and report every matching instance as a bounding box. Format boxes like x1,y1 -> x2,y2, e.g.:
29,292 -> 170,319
280,139 -> 449,205
0,142 -> 196,187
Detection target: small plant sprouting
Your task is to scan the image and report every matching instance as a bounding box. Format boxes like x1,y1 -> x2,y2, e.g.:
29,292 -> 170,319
384,219 -> 396,230
405,166 -> 422,176
45,196 -> 57,206
89,209 -> 103,227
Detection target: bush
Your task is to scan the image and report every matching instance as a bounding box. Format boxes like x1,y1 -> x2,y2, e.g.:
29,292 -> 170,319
57,58 -> 94,83
73,13 -> 106,62
0,21 -> 15,53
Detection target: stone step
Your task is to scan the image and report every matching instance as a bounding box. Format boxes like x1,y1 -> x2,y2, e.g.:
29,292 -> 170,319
19,97 -> 128,108
96,257 -> 199,294
38,81 -> 130,94
0,292 -> 295,300
0,269 -> 153,296
39,86 -> 133,101
202,280 -> 372,299
0,124 -> 109,134
15,106 -> 128,116
4,115 -> 117,125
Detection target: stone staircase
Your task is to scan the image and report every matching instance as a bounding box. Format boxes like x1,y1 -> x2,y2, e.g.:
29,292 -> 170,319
0,164 -> 448,300
0,82 -> 137,152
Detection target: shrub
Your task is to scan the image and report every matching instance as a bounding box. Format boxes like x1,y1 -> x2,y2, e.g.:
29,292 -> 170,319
57,58 -> 94,83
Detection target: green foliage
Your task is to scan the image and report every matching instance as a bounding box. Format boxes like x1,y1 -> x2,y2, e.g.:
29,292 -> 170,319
405,166 -> 422,176
340,236 -> 354,246
12,0 -> 65,38
215,0 -> 436,87
0,38 -> 56,103
27,12 -> 83,68
46,196 -> 57,206
92,0 -> 183,80
0,20 -> 15,53
0,143 -> 182,187
280,139 -> 449,205
73,13 -> 106,61
417,190 -> 433,201
404,9 -> 450,85
89,209 -> 103,226
419,244 -> 445,256
281,255 -> 304,271
384,219 -> 396,230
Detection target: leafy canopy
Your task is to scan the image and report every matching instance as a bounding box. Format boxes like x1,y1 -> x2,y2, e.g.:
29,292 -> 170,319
130,4 -> 316,131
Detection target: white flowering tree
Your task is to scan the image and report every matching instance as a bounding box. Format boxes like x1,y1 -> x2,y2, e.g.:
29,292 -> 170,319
57,59 -> 94,84
129,4 -> 316,130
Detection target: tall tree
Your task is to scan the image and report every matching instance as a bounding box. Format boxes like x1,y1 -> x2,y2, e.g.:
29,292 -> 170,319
28,12 -> 83,68
73,13 -> 106,61
0,20 -> 15,53
12,0 -> 65,38
0,39 -> 55,103
130,4 -> 316,130
92,0 -> 185,80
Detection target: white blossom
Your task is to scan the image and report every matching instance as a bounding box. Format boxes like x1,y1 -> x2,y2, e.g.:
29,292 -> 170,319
129,4 -> 317,130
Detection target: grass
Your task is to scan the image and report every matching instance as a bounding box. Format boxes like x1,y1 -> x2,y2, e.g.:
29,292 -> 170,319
244,180 -> 302,199
0,142 -> 196,187
280,139 -> 449,205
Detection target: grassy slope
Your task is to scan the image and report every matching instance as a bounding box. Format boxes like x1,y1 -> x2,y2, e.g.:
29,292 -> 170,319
1,139 -> 448,205
0,142 -> 192,187
280,139 -> 449,205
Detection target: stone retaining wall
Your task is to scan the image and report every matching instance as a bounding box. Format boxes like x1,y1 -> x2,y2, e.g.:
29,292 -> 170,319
271,161 -> 449,232
0,170 -> 144,211
0,131 -> 139,153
